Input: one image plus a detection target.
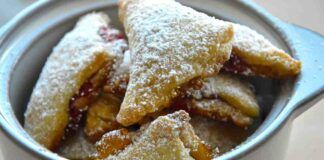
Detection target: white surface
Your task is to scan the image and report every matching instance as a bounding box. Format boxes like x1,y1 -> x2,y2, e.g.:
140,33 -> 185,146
0,148 -> 3,160
0,0 -> 323,160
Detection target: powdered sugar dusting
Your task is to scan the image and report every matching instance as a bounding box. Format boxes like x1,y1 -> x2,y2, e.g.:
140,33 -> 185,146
231,23 -> 284,56
117,0 -> 233,126
200,74 -> 259,117
230,23 -> 301,77
106,110 -> 200,160
58,128 -> 95,159
24,12 -> 127,148
190,99 -> 253,128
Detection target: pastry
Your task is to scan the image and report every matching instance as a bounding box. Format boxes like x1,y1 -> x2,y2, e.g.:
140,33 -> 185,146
100,111 -> 212,160
172,73 -> 259,128
84,93 -> 122,142
223,23 -> 301,78
23,0 -> 302,157
117,0 -> 234,126
193,74 -> 259,117
95,128 -> 133,159
85,51 -> 132,142
106,53 -> 259,128
24,13 -> 127,149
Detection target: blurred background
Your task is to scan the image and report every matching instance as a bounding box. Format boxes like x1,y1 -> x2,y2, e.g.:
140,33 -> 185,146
0,0 -> 323,159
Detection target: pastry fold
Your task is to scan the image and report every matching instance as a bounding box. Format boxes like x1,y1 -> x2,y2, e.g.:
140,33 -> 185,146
24,13 -> 119,149
200,74 -> 259,117
223,23 -> 301,78
117,0 -> 233,126
174,73 -> 259,127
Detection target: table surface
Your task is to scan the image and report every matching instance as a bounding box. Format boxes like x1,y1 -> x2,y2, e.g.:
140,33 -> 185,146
253,1 -> 324,159
0,0 -> 323,160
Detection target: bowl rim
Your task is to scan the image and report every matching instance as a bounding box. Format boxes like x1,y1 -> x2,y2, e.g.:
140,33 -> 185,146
0,0 -> 311,159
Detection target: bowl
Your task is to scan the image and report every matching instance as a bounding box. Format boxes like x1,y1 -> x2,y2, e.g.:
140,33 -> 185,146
0,0 -> 323,159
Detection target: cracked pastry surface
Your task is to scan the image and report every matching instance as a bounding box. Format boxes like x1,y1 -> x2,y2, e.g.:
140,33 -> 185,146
117,0 -> 233,126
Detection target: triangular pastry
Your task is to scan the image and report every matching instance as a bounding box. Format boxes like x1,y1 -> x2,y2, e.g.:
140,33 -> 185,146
223,23 -> 301,78
102,51 -> 259,128
102,111 -> 211,160
117,0 -> 234,126
24,13 -> 127,149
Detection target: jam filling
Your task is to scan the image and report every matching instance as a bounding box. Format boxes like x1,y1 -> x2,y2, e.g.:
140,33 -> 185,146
66,30 -> 253,138
169,79 -> 206,112
99,26 -> 125,42
66,63 -> 115,135
67,81 -> 97,134
103,73 -> 129,98
65,26 -> 126,136
222,54 -> 253,75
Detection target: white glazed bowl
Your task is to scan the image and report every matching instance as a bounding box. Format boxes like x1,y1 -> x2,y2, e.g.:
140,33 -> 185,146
0,0 -> 323,159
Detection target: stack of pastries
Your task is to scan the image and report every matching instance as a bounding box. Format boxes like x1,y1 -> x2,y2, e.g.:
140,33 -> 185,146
24,0 -> 301,159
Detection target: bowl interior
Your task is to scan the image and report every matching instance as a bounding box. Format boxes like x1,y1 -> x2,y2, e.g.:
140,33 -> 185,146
3,0 -> 293,159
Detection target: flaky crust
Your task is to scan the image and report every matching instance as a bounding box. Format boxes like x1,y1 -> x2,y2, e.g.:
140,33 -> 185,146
188,99 -> 253,128
107,111 -> 207,160
24,13 -> 121,149
231,23 -> 301,78
85,94 -> 122,142
117,0 -> 233,126
179,73 -> 258,127
201,74 -> 259,117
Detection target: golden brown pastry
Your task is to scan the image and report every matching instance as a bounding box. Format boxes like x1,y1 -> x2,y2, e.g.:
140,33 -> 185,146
103,50 -> 131,97
24,13 -> 127,149
85,51 -> 132,142
84,94 -> 122,142
223,23 -> 301,78
172,73 -> 259,128
200,74 -> 259,117
117,0 -> 234,126
23,0 -> 302,157
102,111 -> 211,160
106,51 -> 258,128
186,99 -> 253,128
95,128 -> 132,159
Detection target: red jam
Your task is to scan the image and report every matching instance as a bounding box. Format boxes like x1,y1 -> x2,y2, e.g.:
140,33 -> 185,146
65,26 -> 127,135
99,26 -> 125,42
67,81 -> 95,134
222,54 -> 252,75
